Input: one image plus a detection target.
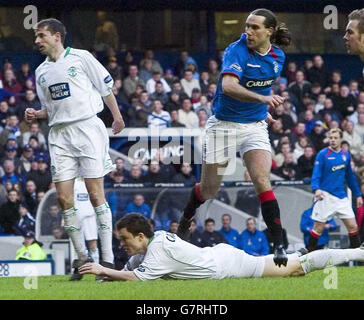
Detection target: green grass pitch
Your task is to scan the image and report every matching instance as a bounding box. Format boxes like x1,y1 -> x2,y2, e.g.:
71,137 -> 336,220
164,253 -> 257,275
0,267 -> 363,300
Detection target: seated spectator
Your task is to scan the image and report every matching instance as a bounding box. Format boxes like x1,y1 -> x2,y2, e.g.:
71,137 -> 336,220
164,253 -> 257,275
171,163 -> 197,186
3,69 -> 23,103
123,194 -> 151,219
106,56 -> 122,81
343,120 -> 362,161
315,93 -> 326,114
0,114 -> 22,147
288,71 -> 311,115
263,227 -> 289,254
12,202 -> 36,236
107,157 -> 129,181
353,110 -> 364,138
273,142 -> 292,168
181,69 -> 201,98
178,98 -> 199,129
319,98 -> 341,123
293,135 -> 309,161
170,80 -> 189,101
0,183 -> 7,207
191,88 -> 202,110
187,218 -> 203,247
207,59 -> 220,85
1,144 -> 22,169
163,68 -> 178,88
195,95 -> 213,118
0,100 -> 11,129
274,152 -> 299,180
146,71 -> 171,95
165,90 -> 181,113
123,65 -> 145,99
18,144 -> 35,176
26,153 -> 52,192
16,62 -> 35,87
41,204 -> 62,235
269,118 -> 285,152
15,231 -> 46,261
272,105 -> 295,132
303,110 -> 316,135
201,218 -> 226,247
170,110 -> 185,128
147,99 -> 171,129
143,160 -> 169,184
219,214 -> 239,248
150,81 -> 169,105
185,59 -> 199,80
125,165 -> 144,183
22,122 -> 47,150
309,121 -> 328,152
168,220 -> 179,234
1,159 -> 23,187
238,218 -> 270,256
206,83 -> 217,102
335,85 -> 357,118
297,146 -> 315,180
24,180 -> 37,217
300,206 -> 337,249
139,49 -> 163,75
199,71 -> 210,94
52,226 -> 68,239
0,189 -> 20,234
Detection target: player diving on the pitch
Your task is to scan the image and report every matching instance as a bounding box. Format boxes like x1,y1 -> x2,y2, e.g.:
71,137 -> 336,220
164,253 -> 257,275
79,214 -> 364,281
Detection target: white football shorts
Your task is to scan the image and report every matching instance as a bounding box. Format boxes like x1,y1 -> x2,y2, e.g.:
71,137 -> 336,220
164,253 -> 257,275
212,243 -> 265,279
48,116 -> 114,182
311,190 -> 355,223
81,215 -> 98,241
203,116 -> 272,164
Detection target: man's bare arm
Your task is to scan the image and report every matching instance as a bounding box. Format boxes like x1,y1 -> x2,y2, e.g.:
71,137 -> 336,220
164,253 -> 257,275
221,74 -> 284,109
79,262 -> 140,281
102,93 -> 125,134
25,108 -> 47,123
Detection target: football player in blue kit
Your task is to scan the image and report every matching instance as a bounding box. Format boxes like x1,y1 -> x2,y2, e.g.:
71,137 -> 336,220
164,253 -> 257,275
177,8 -> 292,267
307,128 -> 363,251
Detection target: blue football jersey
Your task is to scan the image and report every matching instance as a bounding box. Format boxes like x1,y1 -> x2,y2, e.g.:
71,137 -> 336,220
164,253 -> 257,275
311,147 -> 361,199
213,33 -> 285,123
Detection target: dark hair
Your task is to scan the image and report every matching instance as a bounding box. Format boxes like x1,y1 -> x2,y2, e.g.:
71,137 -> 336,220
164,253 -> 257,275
251,8 -> 291,47
115,213 -> 154,238
204,218 -> 215,225
35,18 -> 67,44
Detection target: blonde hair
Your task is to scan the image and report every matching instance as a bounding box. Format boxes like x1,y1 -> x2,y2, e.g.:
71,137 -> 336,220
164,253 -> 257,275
329,128 -> 343,138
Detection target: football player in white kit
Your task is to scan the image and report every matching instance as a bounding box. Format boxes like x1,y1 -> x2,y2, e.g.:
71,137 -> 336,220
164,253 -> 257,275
344,9 -> 364,63
80,214 -> 364,281
25,18 -> 125,277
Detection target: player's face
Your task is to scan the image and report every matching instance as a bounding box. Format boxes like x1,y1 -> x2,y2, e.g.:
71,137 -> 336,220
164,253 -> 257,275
118,228 -> 146,255
34,27 -> 60,56
329,132 -> 341,150
343,20 -> 363,55
245,14 -> 273,50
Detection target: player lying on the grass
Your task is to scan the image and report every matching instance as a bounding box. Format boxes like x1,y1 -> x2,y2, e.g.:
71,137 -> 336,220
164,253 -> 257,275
79,214 -> 364,281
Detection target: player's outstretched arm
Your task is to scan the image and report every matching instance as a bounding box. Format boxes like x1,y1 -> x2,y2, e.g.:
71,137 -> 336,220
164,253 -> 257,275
222,74 -> 284,108
103,93 -> 125,135
79,262 -> 140,281
25,108 -> 48,123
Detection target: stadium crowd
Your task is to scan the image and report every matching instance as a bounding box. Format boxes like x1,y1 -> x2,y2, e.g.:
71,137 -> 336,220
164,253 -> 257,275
0,47 -> 364,257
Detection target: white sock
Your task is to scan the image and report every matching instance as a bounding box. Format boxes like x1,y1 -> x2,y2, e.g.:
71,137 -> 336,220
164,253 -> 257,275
94,202 -> 114,264
299,248 -> 364,274
62,207 -> 88,260
89,247 -> 99,264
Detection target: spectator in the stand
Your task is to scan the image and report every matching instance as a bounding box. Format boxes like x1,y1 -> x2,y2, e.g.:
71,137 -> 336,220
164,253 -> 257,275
139,49 -> 163,75
0,114 -> 22,147
94,10 -> 119,51
269,119 -> 284,152
17,89 -> 41,122
328,70 -> 342,87
302,59 -> 313,75
1,143 -> 21,169
354,112 -> 364,139
150,81 -> 169,105
0,100 -> 11,129
170,110 -> 185,128
272,104 -> 295,132
168,220 -> 179,234
343,120 -> 362,161
306,55 -> 330,89
300,206 -> 337,250
0,189 -> 20,234
174,51 -> 191,78
191,88 -> 202,110
335,85 -> 357,118
22,122 -> 47,150
124,194 -> 151,219
178,98 -> 199,129
109,157 -> 128,181
195,95 -> 212,118
348,80 -> 360,98
297,146 -> 315,180
288,71 -> 312,114
197,108 -> 208,129
187,218 -> 203,247
1,159 -> 23,187
273,142 -> 291,168
303,110 -> 316,135
319,98 -> 341,122
24,180 -> 37,217
139,58 -> 154,84
207,59 -> 220,85
163,68 -> 178,88
26,153 -> 52,192
125,165 -> 144,183
3,69 -> 22,103
143,160 -> 169,183
199,71 -> 210,94
206,83 -> 217,102
201,218 -> 226,247
238,218 -> 269,256
41,204 -> 62,235
12,202 -> 36,236
165,90 -> 181,113
147,99 -> 171,129
181,69 -> 201,98
16,62 -> 35,87
219,214 -> 239,248
275,152 -> 299,180
263,227 -> 289,254
139,90 -> 152,109
348,103 -> 364,125
171,162 -> 197,186
186,60 -> 200,80
309,121 -> 328,152
0,183 -> 7,207
146,71 -> 171,95
293,135 -> 309,160
123,65 -> 145,98
106,56 -> 122,81
52,226 -> 68,239
170,80 -> 189,100
284,61 -> 297,84
15,231 -> 46,261
120,51 -> 135,78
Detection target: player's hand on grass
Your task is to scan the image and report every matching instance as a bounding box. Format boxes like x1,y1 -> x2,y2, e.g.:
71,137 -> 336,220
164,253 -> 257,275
314,189 -> 324,201
79,262 -> 105,276
112,118 -> 125,135
356,196 -> 363,208
263,95 -> 284,109
25,108 -> 37,123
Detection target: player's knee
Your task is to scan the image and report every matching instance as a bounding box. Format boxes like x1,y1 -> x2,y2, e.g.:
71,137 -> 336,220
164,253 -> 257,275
252,175 -> 270,193
56,192 -> 73,210
87,190 -> 104,206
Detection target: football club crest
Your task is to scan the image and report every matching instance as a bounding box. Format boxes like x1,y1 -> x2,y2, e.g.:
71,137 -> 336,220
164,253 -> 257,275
273,61 -> 279,74
67,66 -> 77,77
